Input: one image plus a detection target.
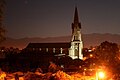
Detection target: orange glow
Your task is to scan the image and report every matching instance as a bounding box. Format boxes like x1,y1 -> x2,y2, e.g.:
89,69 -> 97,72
90,54 -> 93,57
98,71 -> 105,79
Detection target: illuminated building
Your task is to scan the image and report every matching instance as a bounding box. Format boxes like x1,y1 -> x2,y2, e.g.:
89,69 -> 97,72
26,7 -> 83,60
69,7 -> 83,59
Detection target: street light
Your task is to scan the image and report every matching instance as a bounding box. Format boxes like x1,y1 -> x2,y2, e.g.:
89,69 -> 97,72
98,71 -> 105,79
90,54 -> 93,58
96,70 -> 105,80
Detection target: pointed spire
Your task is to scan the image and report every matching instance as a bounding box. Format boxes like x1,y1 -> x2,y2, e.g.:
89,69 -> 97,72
74,7 -> 79,23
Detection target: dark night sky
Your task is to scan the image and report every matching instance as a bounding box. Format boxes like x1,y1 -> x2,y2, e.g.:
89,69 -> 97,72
5,0 -> 120,38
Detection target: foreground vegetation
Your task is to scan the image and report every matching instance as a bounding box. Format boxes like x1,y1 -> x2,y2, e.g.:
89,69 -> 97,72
0,41 -> 120,79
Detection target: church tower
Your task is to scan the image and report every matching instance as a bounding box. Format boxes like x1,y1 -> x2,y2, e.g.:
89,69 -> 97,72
69,7 -> 83,59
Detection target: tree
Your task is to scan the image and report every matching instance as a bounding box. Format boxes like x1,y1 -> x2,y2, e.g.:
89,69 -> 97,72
48,61 -> 57,73
57,55 -> 73,66
94,41 -> 119,66
0,0 -> 6,43
72,59 -> 83,67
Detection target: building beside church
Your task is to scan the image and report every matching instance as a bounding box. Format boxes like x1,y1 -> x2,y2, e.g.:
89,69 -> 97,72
26,7 -> 83,60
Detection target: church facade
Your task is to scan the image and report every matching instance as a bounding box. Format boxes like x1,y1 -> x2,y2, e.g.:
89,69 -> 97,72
25,7 -> 83,60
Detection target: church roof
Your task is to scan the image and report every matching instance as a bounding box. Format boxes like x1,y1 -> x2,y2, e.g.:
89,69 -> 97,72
26,43 -> 71,48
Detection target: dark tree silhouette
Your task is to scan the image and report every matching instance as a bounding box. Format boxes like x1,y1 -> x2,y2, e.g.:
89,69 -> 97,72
72,59 -> 84,66
57,55 -> 73,66
95,41 -> 119,66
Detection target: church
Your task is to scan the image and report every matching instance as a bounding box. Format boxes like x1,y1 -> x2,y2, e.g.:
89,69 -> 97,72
26,7 -> 83,60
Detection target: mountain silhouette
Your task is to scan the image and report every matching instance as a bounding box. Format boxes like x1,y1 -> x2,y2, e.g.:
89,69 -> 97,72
0,33 -> 120,49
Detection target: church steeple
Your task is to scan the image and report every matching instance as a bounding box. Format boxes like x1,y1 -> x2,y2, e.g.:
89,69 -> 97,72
74,7 -> 79,24
69,7 -> 83,60
72,7 -> 81,41
72,7 -> 81,34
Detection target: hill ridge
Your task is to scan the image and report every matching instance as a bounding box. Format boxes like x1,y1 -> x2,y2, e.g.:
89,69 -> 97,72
0,33 -> 120,49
